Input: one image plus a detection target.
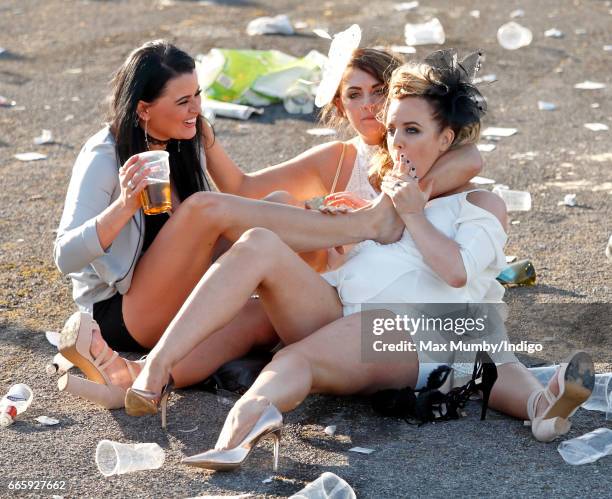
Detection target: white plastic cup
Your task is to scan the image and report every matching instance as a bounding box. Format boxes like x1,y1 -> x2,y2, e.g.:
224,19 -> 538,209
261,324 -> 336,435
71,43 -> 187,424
497,22 -> 533,50
558,428 -> 612,465
95,440 -> 165,476
289,472 -> 356,499
492,187 -> 532,211
404,18 -> 446,46
581,374 -> 612,418
284,81 -> 315,115
528,365 -> 558,385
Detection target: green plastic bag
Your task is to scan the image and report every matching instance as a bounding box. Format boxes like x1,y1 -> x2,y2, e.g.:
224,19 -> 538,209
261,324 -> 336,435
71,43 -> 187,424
196,48 -> 324,106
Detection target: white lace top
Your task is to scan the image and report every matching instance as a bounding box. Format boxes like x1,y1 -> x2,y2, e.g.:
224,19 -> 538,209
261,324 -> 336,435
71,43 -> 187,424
343,138 -> 379,201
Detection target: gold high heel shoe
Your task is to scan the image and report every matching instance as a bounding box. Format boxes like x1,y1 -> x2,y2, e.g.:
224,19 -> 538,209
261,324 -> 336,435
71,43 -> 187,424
182,403 -> 283,472
124,378 -> 174,429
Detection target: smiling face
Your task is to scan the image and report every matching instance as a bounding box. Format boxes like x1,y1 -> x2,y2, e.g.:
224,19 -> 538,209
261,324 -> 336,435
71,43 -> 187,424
137,70 -> 201,142
334,67 -> 387,144
385,96 -> 454,177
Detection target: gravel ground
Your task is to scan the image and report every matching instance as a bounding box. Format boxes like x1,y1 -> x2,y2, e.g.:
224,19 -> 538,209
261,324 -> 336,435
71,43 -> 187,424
0,0 -> 611,497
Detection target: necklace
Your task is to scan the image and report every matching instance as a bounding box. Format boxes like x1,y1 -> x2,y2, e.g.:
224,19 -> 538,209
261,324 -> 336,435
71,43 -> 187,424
146,133 -> 170,146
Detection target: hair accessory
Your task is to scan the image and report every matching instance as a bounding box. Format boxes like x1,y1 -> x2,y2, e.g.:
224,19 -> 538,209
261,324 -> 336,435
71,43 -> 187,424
314,24 -> 362,108
422,49 -> 487,126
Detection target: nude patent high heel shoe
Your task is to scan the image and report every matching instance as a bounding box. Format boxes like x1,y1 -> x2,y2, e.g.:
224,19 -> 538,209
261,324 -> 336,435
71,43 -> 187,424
57,311 -> 137,409
182,403 -> 283,472
124,378 -> 174,429
526,351 -> 595,442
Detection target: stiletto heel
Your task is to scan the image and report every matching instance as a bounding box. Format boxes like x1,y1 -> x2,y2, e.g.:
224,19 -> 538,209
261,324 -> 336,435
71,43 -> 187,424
125,379 -> 174,429
182,403 -> 283,472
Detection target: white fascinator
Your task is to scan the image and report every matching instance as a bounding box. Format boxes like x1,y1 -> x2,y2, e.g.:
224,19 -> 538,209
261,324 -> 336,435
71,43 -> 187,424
314,24 -> 362,108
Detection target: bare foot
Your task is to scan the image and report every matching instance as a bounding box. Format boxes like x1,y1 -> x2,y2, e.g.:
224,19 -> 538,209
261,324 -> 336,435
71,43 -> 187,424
214,396 -> 270,450
367,194 -> 404,244
89,327 -> 142,390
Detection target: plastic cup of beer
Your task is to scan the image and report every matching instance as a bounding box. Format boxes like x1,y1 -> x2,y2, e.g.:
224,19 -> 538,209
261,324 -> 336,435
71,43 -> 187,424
138,150 -> 172,215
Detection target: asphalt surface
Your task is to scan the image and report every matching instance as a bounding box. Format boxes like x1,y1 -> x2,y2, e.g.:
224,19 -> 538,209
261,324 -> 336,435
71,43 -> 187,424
0,0 -> 611,498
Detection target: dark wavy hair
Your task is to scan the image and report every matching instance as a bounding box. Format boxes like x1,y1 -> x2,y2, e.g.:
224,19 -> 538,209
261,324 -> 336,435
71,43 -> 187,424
108,40 -> 211,201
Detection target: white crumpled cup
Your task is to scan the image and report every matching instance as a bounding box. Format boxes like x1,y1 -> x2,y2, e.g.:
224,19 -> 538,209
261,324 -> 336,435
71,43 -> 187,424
95,440 -> 165,477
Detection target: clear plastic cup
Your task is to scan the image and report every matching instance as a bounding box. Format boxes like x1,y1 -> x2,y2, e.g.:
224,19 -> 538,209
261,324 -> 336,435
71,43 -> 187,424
137,150 -> 171,216
95,440 -> 165,476
492,187 -> 532,211
289,472 -> 356,499
558,428 -> 612,465
497,22 -> 533,50
404,18 -> 446,46
581,374 -> 612,419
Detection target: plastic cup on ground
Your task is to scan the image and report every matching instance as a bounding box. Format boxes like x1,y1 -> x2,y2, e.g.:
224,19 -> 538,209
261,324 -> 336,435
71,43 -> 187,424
581,373 -> 612,419
558,428 -> 612,465
289,472 -> 356,499
497,22 -> 533,50
492,187 -> 532,211
95,440 -> 165,476
137,150 -> 172,215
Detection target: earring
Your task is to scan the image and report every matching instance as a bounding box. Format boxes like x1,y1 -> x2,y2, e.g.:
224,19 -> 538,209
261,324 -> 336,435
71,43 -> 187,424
134,114 -> 139,128
144,120 -> 150,151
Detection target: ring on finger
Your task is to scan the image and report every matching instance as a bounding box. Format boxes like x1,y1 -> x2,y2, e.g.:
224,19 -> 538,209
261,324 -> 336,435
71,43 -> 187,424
127,179 -> 135,190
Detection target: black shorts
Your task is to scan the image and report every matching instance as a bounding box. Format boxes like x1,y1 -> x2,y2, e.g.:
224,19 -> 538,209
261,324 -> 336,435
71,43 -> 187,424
93,293 -> 147,353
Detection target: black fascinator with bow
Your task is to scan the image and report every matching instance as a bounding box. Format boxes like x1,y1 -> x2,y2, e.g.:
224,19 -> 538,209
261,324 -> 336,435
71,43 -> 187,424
422,49 -> 487,127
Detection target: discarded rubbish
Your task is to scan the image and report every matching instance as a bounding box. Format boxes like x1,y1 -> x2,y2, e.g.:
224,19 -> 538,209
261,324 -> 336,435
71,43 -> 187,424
544,28 -> 564,38
472,176 -> 496,185
469,10 -> 480,18
36,416 -> 60,426
604,45 -> 612,52
177,426 -> 199,433
404,18 -> 446,46
0,95 -> 16,108
294,21 -> 308,30
505,255 -> 517,264
473,73 -> 497,84
482,127 -> 517,138
394,1 -> 419,11
528,365 -> 557,385
575,28 -> 587,35
196,49 -> 323,106
582,374 -> 612,417
262,477 -> 274,484
95,440 -> 165,476
45,330 -> 60,347
14,152 -> 47,161
477,144 -> 496,152
289,472 -> 356,499
493,187 -> 532,211
390,45 -> 417,54
510,9 -> 525,18
497,22 -> 533,50
64,114 -> 74,121
558,428 -> 612,465
46,353 -> 74,376
284,80 -> 315,114
65,68 -> 83,74
511,220 -> 520,225
324,425 -> 337,436
574,81 -> 606,90
496,259 -> 536,286
348,446 -> 375,454
34,129 -> 53,145
562,194 -> 577,207
313,28 -> 332,39
307,128 -> 337,136
202,99 -> 263,121
246,15 -> 294,36
537,101 -> 557,111
0,384 -> 33,427
606,234 -> 612,261
584,123 -> 609,132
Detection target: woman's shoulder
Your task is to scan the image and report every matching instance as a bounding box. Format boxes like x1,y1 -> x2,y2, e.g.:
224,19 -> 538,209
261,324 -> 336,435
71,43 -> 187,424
82,126 -> 116,153
464,190 -> 508,230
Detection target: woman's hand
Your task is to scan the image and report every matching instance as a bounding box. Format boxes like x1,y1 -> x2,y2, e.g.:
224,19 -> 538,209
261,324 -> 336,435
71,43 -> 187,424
381,154 -> 434,217
118,154 -> 151,214
324,191 -> 371,210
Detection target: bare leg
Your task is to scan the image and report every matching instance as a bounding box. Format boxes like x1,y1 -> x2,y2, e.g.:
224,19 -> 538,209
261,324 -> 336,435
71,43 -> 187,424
124,191 -> 401,347
214,310 -> 419,449
132,228 -> 345,394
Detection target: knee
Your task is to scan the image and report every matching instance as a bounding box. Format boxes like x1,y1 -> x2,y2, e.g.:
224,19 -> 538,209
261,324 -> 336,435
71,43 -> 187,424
262,190 -> 300,207
272,347 -> 313,381
233,227 -> 284,259
182,191 -> 227,228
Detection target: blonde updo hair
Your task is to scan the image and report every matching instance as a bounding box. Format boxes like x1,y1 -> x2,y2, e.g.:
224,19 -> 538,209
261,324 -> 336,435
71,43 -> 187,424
369,61 -> 483,190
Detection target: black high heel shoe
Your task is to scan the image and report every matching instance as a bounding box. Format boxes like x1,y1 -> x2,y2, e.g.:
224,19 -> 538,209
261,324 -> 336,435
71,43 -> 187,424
448,351 -> 498,420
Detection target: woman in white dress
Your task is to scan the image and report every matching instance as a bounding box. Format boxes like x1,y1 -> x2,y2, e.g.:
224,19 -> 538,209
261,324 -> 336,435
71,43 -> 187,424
124,51 -> 595,465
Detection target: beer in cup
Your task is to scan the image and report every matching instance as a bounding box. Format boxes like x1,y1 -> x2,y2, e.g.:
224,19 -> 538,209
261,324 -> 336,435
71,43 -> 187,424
137,151 -> 172,215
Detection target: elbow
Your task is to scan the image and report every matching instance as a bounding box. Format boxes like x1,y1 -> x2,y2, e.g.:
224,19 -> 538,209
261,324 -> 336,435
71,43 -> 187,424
446,270 -> 467,288
470,154 -> 483,178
